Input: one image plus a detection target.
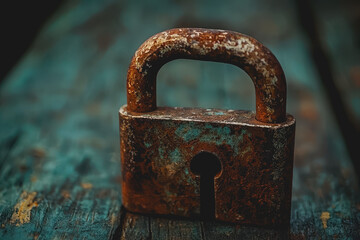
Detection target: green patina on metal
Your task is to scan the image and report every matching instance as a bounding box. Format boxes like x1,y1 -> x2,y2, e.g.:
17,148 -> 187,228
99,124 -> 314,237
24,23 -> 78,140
169,148 -> 182,163
175,124 -> 202,142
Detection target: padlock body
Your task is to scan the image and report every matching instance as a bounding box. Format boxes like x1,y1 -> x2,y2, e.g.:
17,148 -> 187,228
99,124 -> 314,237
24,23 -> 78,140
119,106 -> 295,227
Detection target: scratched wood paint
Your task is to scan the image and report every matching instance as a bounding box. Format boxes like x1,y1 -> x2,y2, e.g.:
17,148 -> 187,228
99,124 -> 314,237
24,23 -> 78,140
0,0 -> 359,239
10,192 -> 38,226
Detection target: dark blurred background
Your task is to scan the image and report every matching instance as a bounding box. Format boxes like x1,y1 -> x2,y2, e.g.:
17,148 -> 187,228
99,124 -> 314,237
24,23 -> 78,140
0,1 -> 63,82
1,0 -> 359,86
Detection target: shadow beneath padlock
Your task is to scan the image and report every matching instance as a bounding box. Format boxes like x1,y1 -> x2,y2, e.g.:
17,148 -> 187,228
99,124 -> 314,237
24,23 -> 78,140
118,206 -> 290,239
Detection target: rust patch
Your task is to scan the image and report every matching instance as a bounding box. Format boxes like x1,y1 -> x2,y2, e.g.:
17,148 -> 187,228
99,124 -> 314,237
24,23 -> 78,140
120,28 -> 295,228
31,147 -> 46,159
61,190 -> 71,199
119,107 -> 295,227
126,28 -> 286,123
30,175 -> 37,182
320,211 -> 330,229
10,191 -> 38,226
33,232 -> 40,240
81,182 -> 93,189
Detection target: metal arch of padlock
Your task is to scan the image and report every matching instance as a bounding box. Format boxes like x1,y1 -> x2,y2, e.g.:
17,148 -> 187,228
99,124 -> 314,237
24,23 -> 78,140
119,28 -> 295,228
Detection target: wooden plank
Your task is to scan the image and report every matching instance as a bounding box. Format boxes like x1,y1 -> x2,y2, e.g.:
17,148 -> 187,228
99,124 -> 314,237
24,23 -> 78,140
0,2 -> 124,239
121,212 -> 150,240
202,221 -> 287,239
150,216 -> 202,239
120,211 -> 204,240
119,210 -> 287,240
0,0 -> 359,239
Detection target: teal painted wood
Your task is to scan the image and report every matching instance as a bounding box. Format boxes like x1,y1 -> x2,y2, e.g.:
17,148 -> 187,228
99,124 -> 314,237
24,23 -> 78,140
0,1 -> 125,239
0,0 -> 359,239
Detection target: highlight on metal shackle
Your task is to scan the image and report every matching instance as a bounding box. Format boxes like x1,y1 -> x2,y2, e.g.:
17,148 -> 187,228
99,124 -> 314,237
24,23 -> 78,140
126,28 -> 287,123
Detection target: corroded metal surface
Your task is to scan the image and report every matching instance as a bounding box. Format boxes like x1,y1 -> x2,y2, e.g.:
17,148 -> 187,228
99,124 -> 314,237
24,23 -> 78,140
121,28 -> 295,228
119,107 -> 295,227
127,28 -> 287,123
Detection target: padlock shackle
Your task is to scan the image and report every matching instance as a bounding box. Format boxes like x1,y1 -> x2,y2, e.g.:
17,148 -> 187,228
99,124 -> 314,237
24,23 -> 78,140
127,28 -> 287,123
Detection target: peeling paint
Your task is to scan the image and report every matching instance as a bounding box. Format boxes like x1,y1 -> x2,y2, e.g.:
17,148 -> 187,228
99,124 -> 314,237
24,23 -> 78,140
81,183 -> 93,189
109,213 -> 117,226
10,192 -> 38,226
320,212 -> 330,229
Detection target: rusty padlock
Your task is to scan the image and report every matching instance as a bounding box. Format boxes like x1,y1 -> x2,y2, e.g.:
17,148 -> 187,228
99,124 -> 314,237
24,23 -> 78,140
119,28 -> 295,228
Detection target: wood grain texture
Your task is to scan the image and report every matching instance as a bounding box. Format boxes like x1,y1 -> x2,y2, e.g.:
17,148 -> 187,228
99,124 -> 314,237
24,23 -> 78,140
0,0 -> 359,239
120,210 -> 289,239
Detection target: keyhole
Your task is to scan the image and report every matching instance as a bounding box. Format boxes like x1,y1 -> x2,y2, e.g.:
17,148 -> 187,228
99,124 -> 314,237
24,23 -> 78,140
190,151 -> 222,220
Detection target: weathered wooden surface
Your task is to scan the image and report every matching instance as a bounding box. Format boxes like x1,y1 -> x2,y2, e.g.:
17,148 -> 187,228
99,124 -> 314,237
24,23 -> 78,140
0,0 -> 359,239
